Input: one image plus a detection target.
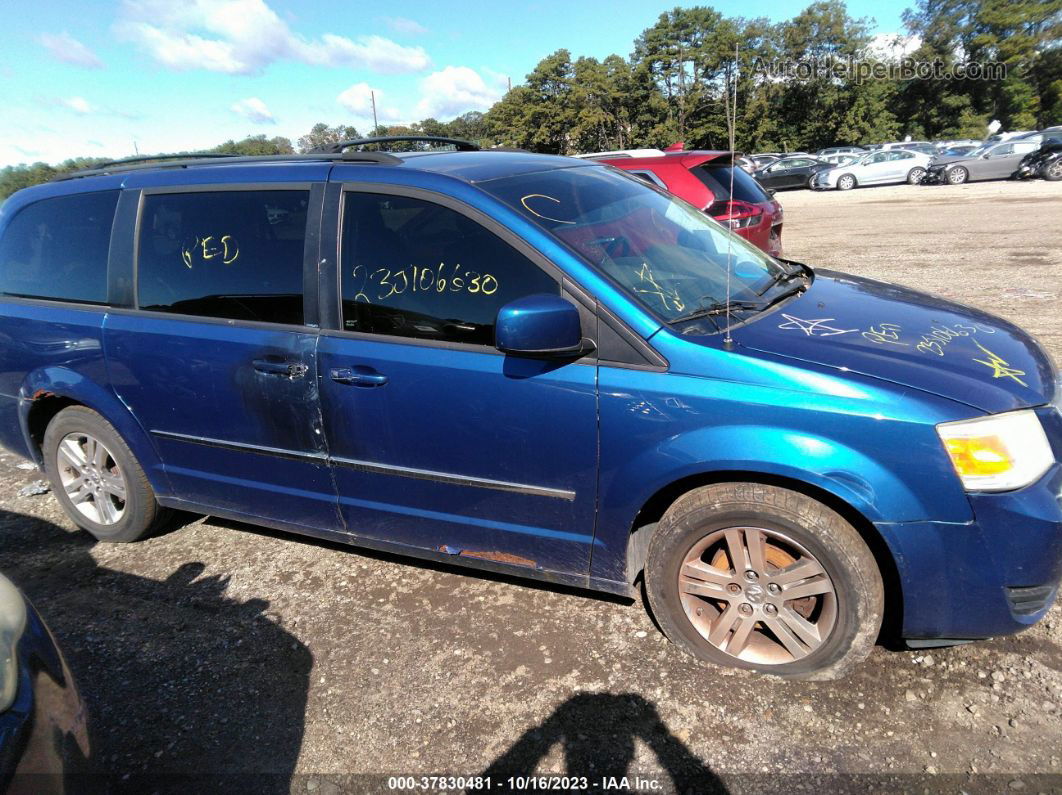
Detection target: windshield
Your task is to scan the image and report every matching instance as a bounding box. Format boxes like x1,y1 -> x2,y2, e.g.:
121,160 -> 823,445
479,165 -> 792,326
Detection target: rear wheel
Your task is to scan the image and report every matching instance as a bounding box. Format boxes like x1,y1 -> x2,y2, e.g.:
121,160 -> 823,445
947,166 -> 968,185
43,406 -> 168,542
1044,160 -> 1062,181
906,167 -> 926,185
836,174 -> 856,191
644,482 -> 883,680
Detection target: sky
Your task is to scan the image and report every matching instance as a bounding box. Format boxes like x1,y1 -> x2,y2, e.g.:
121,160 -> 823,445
0,0 -> 910,167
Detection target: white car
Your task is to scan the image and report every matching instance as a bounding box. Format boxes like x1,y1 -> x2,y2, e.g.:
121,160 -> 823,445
811,149 -> 935,190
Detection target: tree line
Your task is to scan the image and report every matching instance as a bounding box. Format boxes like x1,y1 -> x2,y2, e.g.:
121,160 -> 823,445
2,0 -> 1058,199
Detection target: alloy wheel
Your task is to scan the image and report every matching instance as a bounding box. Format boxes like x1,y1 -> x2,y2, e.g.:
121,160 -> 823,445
678,526 -> 838,665
1046,161 -> 1062,179
56,432 -> 127,525
947,167 -> 967,184
908,168 -> 926,184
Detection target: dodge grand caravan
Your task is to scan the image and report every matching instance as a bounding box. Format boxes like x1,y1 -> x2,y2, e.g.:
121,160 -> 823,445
1,141 -> 1059,680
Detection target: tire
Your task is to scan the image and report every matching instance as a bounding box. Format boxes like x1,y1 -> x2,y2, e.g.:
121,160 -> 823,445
906,167 -> 926,185
43,406 -> 168,542
836,174 -> 856,191
947,166 -> 968,185
644,482 -> 883,680
1044,160 -> 1062,181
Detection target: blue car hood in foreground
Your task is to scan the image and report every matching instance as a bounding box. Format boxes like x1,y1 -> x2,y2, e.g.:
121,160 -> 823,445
730,270 -> 1055,414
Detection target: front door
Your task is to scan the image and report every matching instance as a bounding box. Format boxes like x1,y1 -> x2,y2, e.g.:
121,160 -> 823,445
105,185 -> 340,531
316,186 -> 599,575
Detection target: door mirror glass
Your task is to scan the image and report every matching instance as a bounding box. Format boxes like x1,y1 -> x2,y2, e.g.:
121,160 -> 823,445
495,294 -> 585,357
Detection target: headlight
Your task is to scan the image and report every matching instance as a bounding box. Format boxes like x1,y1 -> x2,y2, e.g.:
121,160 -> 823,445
0,575 -> 28,712
937,410 -> 1054,492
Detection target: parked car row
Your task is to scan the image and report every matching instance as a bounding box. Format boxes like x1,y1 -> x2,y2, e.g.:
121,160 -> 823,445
742,129 -> 1062,192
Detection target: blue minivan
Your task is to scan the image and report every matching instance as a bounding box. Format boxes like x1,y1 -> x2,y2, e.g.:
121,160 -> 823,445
1,141 -> 1059,679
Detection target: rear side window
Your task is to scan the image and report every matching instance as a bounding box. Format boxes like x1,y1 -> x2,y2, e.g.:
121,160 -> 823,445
137,190 -> 308,324
0,190 -> 118,304
694,165 -> 771,204
340,192 -> 558,346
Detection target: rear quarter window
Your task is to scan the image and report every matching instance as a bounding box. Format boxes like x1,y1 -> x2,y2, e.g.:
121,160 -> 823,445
0,190 -> 119,304
694,165 -> 772,204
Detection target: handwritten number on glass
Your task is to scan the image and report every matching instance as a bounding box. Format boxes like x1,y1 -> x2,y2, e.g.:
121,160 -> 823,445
351,262 -> 498,304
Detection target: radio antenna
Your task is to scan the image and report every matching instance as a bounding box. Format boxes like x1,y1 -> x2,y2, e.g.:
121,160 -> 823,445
722,41 -> 739,346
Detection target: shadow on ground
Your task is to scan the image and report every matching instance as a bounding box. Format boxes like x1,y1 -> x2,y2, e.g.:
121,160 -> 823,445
0,507 -> 311,792
482,692 -> 727,794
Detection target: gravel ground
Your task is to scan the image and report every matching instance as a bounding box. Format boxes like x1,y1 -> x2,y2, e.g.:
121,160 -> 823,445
1,178 -> 1061,794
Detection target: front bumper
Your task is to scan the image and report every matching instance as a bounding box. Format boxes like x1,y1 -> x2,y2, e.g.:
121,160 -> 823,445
922,166 -> 949,185
877,456 -> 1062,641
810,173 -> 835,190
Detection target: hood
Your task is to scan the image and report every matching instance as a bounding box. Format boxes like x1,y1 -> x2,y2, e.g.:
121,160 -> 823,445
729,270 -> 1056,413
930,154 -> 977,166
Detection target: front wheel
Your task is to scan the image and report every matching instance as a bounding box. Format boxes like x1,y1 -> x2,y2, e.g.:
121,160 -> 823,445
836,174 -> 856,191
906,167 -> 926,185
947,166 -> 968,185
644,482 -> 883,680
1044,160 -> 1062,181
43,406 -> 168,542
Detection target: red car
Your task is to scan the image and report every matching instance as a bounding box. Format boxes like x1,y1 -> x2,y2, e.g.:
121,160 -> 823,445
581,149 -> 784,257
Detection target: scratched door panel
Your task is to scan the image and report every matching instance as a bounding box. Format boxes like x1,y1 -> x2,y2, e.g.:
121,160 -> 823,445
104,187 -> 341,531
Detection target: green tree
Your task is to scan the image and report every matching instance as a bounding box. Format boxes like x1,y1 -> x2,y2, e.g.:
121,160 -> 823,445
902,0 -> 1062,132
211,135 -> 294,155
296,123 -> 360,153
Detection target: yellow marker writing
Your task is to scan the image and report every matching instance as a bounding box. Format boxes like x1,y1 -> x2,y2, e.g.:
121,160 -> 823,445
972,339 -> 1027,387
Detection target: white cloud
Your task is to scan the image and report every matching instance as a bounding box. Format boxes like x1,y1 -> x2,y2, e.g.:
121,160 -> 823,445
867,33 -> 922,61
337,83 -> 403,122
115,0 -> 431,75
39,32 -> 103,69
60,96 -> 93,114
383,17 -> 428,36
415,66 -> 503,119
231,96 -> 275,123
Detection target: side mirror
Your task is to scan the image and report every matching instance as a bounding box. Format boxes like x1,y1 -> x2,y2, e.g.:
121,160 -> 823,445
495,294 -> 589,357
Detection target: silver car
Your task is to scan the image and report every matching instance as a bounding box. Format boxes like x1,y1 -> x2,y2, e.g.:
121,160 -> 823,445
925,139 -> 1044,184
812,149 -> 935,190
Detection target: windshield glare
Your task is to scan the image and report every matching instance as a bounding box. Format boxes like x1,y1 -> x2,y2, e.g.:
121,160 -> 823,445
480,165 -> 786,324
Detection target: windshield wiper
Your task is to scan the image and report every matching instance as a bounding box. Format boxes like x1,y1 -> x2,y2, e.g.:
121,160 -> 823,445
759,282 -> 807,312
669,299 -> 762,325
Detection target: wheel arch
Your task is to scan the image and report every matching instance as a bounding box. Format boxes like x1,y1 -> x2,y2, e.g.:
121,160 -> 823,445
17,367 -> 170,496
623,469 -> 904,642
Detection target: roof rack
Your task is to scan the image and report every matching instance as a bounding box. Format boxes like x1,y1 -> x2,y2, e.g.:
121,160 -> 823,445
54,151 -> 402,181
93,152 -> 235,169
328,135 -> 480,153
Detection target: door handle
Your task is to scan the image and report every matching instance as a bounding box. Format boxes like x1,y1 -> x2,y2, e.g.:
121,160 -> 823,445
253,359 -> 308,378
330,367 -> 388,387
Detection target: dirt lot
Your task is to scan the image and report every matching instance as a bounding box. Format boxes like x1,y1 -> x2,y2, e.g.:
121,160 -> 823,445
1,179 -> 1061,793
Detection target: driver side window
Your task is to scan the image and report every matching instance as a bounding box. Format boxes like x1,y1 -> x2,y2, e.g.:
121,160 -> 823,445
340,192 -> 559,346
